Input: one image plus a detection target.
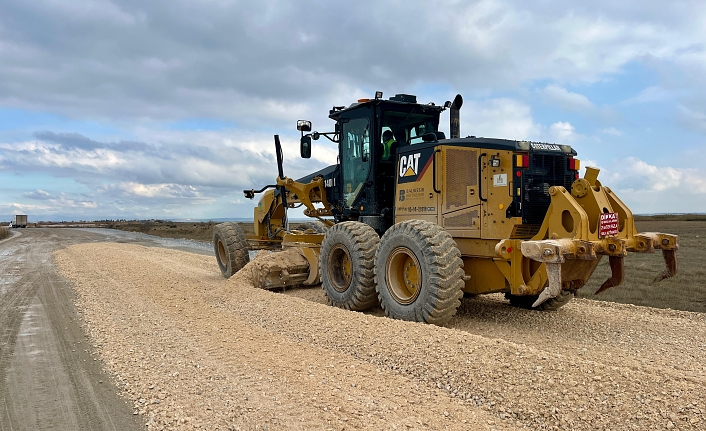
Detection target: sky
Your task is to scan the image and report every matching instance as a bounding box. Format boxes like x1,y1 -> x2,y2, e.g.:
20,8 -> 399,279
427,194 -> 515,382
1,0 -> 705,221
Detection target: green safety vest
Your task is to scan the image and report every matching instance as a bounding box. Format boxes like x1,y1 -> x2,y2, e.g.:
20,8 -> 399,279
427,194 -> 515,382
382,138 -> 396,160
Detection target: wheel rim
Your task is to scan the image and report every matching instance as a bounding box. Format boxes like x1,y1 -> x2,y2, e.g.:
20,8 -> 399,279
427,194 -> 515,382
328,244 -> 352,292
386,247 -> 421,304
217,238 -> 228,266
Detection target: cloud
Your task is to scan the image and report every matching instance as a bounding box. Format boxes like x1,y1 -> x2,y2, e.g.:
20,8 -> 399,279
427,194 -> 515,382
4,191 -> 98,213
600,127 -> 622,136
99,182 -> 208,200
23,189 -> 52,200
0,128 -> 332,218
677,105 -> 706,133
1,1 -> 705,125
2,1 -> 706,218
549,121 -> 580,143
612,157 -> 706,194
541,84 -> 594,111
621,86 -> 674,105
0,129 -> 319,190
461,98 -> 542,140
575,157 -> 706,213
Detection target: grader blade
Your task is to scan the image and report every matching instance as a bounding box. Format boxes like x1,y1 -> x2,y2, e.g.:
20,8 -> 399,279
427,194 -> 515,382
595,256 -> 625,295
251,248 -> 313,290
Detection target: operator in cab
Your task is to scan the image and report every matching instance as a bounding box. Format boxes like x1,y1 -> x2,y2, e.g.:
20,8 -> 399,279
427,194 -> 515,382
381,129 -> 398,161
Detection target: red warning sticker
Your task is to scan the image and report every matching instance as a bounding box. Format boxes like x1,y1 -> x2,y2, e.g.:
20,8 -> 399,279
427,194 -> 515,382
599,213 -> 619,237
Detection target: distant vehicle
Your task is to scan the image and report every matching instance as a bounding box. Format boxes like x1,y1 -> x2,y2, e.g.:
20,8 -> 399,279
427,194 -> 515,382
10,215 -> 27,228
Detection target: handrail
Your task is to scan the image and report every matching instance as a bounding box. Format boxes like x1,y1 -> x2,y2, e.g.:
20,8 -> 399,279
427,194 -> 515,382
478,153 -> 487,202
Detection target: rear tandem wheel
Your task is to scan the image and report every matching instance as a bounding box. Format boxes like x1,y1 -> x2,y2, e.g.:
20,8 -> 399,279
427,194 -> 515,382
319,221 -> 380,311
375,220 -> 465,326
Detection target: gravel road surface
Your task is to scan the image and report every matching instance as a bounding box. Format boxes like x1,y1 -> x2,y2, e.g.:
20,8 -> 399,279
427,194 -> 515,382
0,228 -> 210,431
53,241 -> 705,431
2,227 -> 704,430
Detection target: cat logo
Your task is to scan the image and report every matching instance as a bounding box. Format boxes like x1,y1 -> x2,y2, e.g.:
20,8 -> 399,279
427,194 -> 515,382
397,148 -> 434,185
399,153 -> 421,177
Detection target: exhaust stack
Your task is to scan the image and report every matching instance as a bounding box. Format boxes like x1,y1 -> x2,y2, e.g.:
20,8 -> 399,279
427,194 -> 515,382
450,94 -> 463,139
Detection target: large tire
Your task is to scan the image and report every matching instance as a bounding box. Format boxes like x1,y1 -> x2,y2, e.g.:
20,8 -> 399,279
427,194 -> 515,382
505,290 -> 574,311
213,222 -> 250,278
320,221 -> 379,311
375,220 -> 464,326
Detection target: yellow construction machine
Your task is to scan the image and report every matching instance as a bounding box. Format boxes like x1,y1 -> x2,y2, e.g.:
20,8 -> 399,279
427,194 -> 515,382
214,92 -> 678,325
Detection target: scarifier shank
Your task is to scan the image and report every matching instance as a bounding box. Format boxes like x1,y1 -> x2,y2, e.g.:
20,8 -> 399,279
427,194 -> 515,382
517,167 -> 678,306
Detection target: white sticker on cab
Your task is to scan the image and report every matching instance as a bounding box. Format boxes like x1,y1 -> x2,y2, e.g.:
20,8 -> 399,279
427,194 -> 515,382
493,174 -> 507,187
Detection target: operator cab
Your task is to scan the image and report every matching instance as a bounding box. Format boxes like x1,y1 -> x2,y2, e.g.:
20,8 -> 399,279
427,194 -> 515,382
298,92 -> 444,232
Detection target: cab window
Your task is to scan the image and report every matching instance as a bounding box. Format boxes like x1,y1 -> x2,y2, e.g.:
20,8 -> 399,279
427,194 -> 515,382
341,117 -> 370,207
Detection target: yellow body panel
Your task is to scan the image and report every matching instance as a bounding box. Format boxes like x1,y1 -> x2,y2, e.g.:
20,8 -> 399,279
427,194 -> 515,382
393,145 -> 677,297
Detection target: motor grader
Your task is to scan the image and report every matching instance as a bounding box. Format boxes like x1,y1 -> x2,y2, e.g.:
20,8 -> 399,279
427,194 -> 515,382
213,92 -> 678,325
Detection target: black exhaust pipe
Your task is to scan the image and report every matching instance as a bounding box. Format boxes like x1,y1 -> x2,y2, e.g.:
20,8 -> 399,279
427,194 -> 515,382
450,94 -> 463,139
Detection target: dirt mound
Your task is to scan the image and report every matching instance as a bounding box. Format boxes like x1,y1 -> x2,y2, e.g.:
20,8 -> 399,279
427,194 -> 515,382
232,248 -> 309,288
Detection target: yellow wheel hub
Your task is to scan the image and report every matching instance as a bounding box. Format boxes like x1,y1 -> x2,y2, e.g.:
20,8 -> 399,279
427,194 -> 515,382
217,239 -> 227,264
328,244 -> 353,292
386,247 -> 422,304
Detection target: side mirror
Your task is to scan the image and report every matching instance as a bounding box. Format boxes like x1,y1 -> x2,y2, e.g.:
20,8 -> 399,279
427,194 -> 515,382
297,120 -> 312,132
300,136 -> 312,158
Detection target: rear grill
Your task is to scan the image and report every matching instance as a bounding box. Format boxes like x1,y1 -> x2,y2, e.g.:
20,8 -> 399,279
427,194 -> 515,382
443,209 -> 479,229
522,153 -> 574,225
510,224 -> 541,239
445,148 -> 477,211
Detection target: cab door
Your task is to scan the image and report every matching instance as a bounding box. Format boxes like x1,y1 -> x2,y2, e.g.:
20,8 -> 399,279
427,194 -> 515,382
339,109 -> 372,211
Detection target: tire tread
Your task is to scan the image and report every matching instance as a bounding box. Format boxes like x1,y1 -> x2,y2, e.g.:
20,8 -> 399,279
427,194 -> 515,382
213,222 -> 250,278
320,222 -> 380,311
375,220 -> 464,326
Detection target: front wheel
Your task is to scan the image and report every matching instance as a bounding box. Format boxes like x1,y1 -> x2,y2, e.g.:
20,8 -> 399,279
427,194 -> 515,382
375,220 -> 464,326
213,222 -> 250,278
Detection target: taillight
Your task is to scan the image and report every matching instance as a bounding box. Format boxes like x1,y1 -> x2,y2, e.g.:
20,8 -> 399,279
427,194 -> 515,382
515,154 -> 529,168
568,157 -> 581,171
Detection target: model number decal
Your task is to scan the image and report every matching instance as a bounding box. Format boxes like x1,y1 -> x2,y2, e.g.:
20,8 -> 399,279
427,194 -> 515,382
324,178 -> 336,188
396,206 -> 435,213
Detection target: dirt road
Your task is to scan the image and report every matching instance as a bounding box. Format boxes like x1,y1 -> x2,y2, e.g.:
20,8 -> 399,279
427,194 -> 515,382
0,228 -> 210,431
52,241 -> 705,431
2,228 -> 704,430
